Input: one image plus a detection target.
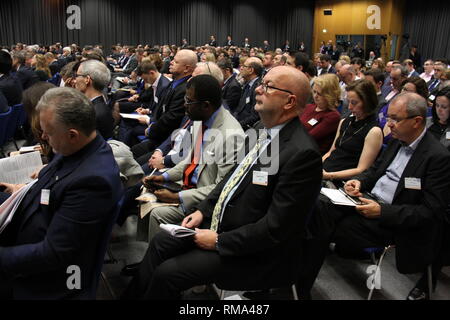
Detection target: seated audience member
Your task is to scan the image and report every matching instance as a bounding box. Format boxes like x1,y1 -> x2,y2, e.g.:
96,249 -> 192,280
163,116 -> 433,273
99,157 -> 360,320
370,58 -> 385,72
322,80 -> 383,184
74,59 -> 114,140
22,82 -> 56,157
427,62 -> 446,95
118,61 -> 171,147
363,69 -> 386,114
300,73 -> 341,154
11,51 -> 39,90
121,66 -> 323,300
420,59 -> 434,83
351,57 -> 364,78
378,65 -> 409,143
32,54 -> 52,81
217,58 -> 242,112
336,64 -> 359,117
138,74 -> 244,243
318,54 -> 336,75
58,61 -> 78,88
428,87 -> 450,149
233,57 -> 263,129
44,52 -> 62,76
0,87 -> 123,299
302,92 -> 450,300
403,59 -> 420,78
0,50 -> 23,106
131,49 -> 197,165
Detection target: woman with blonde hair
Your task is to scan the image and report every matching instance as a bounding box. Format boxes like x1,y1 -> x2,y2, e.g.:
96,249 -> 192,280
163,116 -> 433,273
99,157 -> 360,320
300,73 -> 341,154
32,54 -> 51,81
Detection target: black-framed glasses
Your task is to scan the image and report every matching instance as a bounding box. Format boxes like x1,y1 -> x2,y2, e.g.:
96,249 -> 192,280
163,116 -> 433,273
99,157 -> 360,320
386,115 -> 421,124
184,96 -> 206,106
259,82 -> 293,95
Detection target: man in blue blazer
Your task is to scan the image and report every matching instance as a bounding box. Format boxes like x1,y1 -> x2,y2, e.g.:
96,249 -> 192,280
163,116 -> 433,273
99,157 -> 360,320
0,87 -> 123,299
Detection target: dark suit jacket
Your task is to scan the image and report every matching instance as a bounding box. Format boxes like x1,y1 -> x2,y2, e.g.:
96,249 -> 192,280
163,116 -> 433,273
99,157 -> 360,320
49,60 -> 62,76
0,91 -> 8,113
0,135 -> 123,299
123,55 -> 138,75
222,74 -> 242,112
196,119 -> 322,286
0,74 -> 23,106
139,75 -> 171,112
148,77 -> 189,146
233,77 -> 261,130
355,132 -> 450,273
92,96 -> 114,140
209,40 -> 217,47
15,65 -> 39,90
319,66 -> 336,75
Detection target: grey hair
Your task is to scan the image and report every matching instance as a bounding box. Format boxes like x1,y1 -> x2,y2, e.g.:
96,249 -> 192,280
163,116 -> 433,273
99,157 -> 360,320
392,65 -> 409,78
393,92 -> 428,125
36,87 -> 97,136
195,62 -> 224,84
79,59 -> 111,91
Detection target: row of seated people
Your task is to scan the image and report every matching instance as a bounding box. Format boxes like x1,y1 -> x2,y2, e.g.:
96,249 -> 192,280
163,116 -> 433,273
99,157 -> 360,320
0,41 -> 449,299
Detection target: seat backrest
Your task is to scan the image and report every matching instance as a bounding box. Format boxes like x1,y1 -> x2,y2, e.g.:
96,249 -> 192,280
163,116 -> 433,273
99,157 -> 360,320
4,105 -> 21,142
0,107 -> 13,146
89,196 -> 124,299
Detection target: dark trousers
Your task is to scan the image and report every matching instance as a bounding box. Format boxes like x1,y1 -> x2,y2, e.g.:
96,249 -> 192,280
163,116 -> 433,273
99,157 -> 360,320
298,195 -> 394,296
132,140 -> 158,165
121,231 -> 278,300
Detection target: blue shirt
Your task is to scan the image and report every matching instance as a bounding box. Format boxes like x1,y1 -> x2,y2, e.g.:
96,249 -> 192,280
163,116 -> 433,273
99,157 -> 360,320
371,128 -> 427,204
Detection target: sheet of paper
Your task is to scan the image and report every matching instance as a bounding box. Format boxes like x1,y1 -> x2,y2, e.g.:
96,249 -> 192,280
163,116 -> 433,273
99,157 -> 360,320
0,152 -> 43,184
120,113 -> 150,122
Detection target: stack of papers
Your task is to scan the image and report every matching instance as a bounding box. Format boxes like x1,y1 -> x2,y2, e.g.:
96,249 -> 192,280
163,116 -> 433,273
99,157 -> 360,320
160,223 -> 197,238
0,180 -> 37,234
0,151 -> 43,184
120,113 -> 150,122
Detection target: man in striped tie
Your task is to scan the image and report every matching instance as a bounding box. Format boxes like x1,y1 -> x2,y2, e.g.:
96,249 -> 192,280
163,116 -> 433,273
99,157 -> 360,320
122,66 -> 323,300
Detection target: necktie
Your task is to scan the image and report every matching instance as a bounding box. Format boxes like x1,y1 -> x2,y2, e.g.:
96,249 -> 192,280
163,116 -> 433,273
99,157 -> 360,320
182,123 -> 207,189
210,131 -> 268,232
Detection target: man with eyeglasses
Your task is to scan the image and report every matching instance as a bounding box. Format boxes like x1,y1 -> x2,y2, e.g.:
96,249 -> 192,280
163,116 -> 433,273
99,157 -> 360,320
121,66 -> 323,300
301,92 -> 450,300
233,57 -> 263,130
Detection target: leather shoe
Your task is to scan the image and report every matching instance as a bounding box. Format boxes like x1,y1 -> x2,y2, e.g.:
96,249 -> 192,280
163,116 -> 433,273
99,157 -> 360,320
120,262 -> 141,277
407,287 -> 428,300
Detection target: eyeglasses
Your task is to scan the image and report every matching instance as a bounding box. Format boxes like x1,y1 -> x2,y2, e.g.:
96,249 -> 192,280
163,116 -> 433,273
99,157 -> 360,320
259,82 -> 293,95
241,64 -> 252,69
386,115 -> 420,124
184,96 -> 206,106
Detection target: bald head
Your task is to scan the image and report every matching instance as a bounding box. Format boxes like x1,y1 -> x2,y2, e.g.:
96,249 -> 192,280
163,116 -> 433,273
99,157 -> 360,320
169,49 -> 198,79
255,66 -> 310,128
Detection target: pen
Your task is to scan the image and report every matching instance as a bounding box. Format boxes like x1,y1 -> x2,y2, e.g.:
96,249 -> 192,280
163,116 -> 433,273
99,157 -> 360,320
141,168 -> 158,191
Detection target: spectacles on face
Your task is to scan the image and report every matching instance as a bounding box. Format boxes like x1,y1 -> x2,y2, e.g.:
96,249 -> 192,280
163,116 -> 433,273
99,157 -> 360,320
259,82 -> 293,95
184,96 -> 206,106
386,115 -> 420,124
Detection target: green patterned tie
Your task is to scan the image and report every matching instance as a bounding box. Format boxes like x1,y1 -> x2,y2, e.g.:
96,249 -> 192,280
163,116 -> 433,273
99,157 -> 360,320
210,131 -> 268,232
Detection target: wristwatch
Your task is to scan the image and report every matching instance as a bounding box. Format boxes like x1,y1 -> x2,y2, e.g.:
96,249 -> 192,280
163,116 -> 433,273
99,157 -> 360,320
215,236 -> 219,251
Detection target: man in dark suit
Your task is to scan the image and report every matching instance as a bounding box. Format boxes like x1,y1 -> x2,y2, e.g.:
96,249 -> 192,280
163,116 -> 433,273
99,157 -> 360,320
209,35 -> 217,47
299,92 -> 450,298
233,57 -> 263,130
218,58 -> 242,112
131,49 -> 197,165
0,87 -> 123,299
12,51 -> 39,90
118,61 -> 172,147
224,35 -> 234,47
242,38 -> 251,49
121,66 -> 323,300
0,50 -> 23,106
75,60 -> 114,140
262,40 -> 271,52
318,54 -> 336,75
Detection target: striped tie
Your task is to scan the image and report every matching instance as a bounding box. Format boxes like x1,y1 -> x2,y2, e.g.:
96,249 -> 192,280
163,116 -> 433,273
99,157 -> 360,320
210,131 -> 268,232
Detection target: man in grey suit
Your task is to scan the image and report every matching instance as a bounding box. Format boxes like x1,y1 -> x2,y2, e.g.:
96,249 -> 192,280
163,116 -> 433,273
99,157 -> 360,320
143,74 -> 245,242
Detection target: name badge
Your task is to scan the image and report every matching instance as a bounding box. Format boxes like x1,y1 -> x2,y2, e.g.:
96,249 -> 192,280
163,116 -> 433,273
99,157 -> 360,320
41,189 -> 51,205
308,118 -> 318,126
429,95 -> 435,101
154,96 -> 159,104
246,97 -> 250,104
253,171 -> 268,186
405,177 -> 421,190
446,131 -> 450,140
